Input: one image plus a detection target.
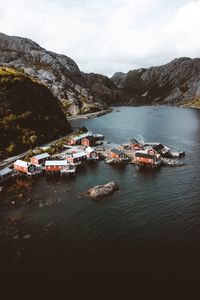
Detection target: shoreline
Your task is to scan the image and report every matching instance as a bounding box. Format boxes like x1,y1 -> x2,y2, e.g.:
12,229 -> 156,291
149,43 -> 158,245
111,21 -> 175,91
67,108 -> 113,121
0,109 -> 112,168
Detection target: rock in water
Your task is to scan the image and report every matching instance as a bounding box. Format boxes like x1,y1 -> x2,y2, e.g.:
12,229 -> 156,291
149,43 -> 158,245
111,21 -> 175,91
88,181 -> 119,199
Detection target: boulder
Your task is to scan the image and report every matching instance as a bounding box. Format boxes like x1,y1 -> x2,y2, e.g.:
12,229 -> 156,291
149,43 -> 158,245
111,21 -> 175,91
88,181 -> 119,199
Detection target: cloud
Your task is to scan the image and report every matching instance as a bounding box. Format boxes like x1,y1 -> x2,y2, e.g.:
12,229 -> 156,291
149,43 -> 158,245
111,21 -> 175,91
0,0 -> 199,76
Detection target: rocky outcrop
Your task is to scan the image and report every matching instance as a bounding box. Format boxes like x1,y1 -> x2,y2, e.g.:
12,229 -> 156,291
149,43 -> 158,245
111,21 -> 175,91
111,57 -> 200,106
161,158 -> 184,167
0,32 -> 104,116
0,66 -> 71,158
83,72 -> 130,105
87,181 -> 119,199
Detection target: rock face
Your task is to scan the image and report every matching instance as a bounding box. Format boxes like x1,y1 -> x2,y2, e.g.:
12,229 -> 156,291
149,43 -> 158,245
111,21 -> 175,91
88,181 -> 119,199
1,32 -> 200,111
0,66 -> 71,158
0,32 -> 104,116
83,72 -> 130,105
111,57 -> 200,105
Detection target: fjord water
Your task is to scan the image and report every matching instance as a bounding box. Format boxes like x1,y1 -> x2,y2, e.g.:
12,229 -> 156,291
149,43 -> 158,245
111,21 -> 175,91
1,106 -> 200,292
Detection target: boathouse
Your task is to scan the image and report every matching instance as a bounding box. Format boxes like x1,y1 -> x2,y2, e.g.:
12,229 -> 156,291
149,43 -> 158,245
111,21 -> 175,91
14,160 -> 37,175
31,152 -> 50,166
45,160 -> 69,172
134,150 -> 157,165
69,132 -> 91,145
66,151 -> 87,165
0,167 -> 13,183
130,139 -> 142,150
81,136 -> 96,147
111,148 -> 126,160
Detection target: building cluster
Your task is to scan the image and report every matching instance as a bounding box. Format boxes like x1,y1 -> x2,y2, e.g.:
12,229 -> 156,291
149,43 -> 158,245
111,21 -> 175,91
109,139 -> 178,168
0,132 -> 185,184
0,131 -> 103,183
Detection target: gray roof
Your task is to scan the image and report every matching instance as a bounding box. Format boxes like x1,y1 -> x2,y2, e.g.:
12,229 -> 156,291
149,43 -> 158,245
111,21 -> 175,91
86,147 -> 95,154
72,151 -> 86,158
130,138 -> 139,144
0,167 -> 12,176
71,132 -> 91,142
14,160 -> 29,168
45,160 -> 69,166
135,151 -> 155,159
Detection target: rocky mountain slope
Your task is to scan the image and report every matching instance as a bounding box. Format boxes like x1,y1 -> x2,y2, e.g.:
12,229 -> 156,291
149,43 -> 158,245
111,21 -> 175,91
83,72 -> 131,105
111,57 -> 200,106
1,32 -> 200,115
0,32 -> 105,116
0,66 -> 71,159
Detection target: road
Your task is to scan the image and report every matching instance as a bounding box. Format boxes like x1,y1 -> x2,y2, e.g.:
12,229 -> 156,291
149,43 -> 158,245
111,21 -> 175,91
0,134 -> 71,169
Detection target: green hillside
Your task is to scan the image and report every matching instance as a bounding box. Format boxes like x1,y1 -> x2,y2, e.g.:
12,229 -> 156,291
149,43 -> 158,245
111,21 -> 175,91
0,66 -> 71,159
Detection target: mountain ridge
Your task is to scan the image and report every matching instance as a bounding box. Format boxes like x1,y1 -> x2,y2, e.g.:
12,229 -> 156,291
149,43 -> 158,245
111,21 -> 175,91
1,32 -> 200,116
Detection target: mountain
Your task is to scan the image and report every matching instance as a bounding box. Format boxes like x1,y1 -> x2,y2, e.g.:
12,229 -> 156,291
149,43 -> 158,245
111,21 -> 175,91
0,66 -> 71,159
0,32 -> 105,116
83,72 -> 130,105
1,32 -> 200,116
111,57 -> 200,106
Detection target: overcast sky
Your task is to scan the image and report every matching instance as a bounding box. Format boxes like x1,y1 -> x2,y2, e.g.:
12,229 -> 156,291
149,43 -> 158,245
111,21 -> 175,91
0,0 -> 200,76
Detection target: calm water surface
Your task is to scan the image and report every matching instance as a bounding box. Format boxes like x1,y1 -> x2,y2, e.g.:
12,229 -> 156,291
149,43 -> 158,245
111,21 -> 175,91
1,106 -> 200,294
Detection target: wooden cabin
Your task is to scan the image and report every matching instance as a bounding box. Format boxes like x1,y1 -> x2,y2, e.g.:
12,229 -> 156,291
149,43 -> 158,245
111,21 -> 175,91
31,152 -> 50,166
66,151 -> 87,165
45,160 -> 75,174
81,136 -> 95,147
0,167 -> 13,183
111,148 -> 126,160
14,160 -> 38,175
130,139 -> 142,150
134,150 -> 157,165
85,147 -> 99,160
69,132 -> 91,145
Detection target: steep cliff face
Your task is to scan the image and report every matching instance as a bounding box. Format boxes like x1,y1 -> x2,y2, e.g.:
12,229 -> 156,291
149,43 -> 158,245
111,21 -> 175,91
0,32 -> 104,116
112,57 -> 200,105
0,66 -> 71,158
83,72 -> 130,105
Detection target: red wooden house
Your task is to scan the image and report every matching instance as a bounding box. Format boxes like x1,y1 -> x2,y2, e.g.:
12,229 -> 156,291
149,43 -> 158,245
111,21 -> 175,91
14,160 -> 38,175
31,152 -> 50,166
134,150 -> 158,165
81,136 -> 95,147
45,160 -> 69,172
69,133 -> 91,145
130,139 -> 142,150
111,148 -> 126,160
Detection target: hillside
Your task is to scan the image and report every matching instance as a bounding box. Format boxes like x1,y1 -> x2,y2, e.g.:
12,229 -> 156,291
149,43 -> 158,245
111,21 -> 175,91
1,32 -> 200,115
0,66 -> 71,159
0,32 -> 105,116
111,57 -> 200,106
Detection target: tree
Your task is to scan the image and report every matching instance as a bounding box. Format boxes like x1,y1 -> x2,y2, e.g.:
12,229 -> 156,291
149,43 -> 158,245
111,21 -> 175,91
29,135 -> 38,149
6,142 -> 16,155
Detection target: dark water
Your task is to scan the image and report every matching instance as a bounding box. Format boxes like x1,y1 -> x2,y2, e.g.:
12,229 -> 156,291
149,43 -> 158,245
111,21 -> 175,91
1,106 -> 200,296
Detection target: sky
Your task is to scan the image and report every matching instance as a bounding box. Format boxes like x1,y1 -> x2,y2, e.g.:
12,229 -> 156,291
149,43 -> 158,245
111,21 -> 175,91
0,0 -> 200,76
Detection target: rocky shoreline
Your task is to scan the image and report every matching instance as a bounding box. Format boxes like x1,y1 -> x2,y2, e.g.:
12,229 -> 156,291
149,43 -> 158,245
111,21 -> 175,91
67,108 -> 113,120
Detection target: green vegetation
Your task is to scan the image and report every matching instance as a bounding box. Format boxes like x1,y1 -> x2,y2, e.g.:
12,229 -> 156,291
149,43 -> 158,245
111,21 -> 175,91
61,99 -> 71,116
0,66 -> 71,159
188,98 -> 200,107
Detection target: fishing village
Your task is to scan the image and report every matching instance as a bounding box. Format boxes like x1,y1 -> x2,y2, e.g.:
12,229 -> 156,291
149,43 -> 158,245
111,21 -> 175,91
0,127 -> 185,193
